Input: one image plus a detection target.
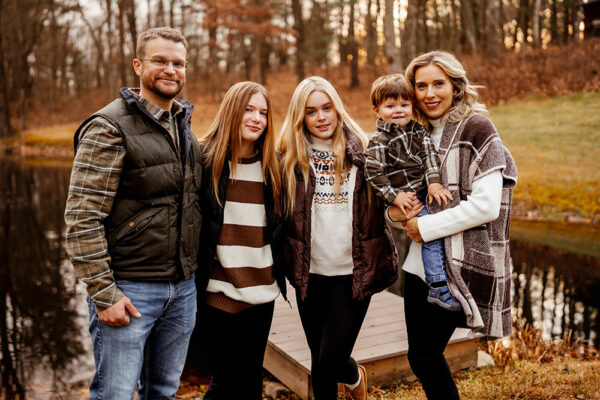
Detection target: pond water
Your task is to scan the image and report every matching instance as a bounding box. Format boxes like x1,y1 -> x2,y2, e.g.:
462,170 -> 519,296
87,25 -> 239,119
0,158 -> 598,398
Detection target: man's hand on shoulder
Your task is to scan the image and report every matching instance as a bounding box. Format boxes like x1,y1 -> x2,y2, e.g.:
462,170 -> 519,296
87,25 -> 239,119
97,296 -> 141,327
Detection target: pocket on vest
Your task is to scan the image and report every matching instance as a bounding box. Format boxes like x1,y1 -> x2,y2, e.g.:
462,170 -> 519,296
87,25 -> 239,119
108,207 -> 168,265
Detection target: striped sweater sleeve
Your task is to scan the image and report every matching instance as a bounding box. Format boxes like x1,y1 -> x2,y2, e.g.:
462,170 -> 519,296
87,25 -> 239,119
64,117 -> 125,311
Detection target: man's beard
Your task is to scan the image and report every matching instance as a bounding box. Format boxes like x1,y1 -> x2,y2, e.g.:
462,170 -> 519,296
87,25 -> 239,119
144,75 -> 184,100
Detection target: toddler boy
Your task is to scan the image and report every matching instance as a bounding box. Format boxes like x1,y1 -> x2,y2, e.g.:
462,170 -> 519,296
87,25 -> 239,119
364,74 -> 460,311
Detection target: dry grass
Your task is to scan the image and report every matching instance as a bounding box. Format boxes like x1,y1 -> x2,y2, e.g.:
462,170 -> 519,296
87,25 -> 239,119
367,322 -> 600,400
367,360 -> 600,399
491,91 -> 600,219
490,91 -> 600,219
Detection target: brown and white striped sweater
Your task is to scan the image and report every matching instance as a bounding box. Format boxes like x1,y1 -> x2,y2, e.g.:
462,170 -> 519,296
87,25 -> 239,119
205,154 -> 280,313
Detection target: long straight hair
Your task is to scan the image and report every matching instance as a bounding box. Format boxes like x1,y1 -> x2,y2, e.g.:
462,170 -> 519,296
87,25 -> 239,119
201,81 -> 282,214
278,76 -> 367,216
405,51 -> 488,124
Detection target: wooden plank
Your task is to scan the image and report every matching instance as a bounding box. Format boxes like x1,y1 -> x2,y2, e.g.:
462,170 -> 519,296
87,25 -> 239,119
264,343 -> 311,400
362,354 -> 414,386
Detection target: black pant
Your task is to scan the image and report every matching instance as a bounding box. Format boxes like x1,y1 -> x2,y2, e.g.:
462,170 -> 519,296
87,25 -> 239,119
296,274 -> 371,400
404,272 -> 467,400
202,301 -> 275,400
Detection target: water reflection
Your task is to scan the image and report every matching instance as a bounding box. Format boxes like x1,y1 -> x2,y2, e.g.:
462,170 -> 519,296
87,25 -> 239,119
511,238 -> 600,348
0,159 -> 93,399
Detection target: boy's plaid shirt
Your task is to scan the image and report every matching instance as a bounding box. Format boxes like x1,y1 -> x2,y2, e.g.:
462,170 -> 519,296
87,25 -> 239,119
364,119 -> 441,204
64,89 -> 184,311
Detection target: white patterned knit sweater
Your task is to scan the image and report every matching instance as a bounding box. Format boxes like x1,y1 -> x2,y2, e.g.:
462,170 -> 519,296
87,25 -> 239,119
309,136 -> 357,276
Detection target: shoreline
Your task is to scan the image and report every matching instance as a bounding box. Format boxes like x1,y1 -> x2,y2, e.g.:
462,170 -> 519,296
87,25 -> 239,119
2,142 -> 598,225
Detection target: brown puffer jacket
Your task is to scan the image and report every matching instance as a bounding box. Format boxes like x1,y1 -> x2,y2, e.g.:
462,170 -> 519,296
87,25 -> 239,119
284,127 -> 398,301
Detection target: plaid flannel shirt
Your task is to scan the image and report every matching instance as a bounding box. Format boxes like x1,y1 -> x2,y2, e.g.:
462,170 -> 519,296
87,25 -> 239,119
64,88 -> 184,311
364,119 -> 441,204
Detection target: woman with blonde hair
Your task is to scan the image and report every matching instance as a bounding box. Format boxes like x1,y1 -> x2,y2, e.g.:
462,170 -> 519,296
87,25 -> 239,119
279,76 -> 397,400
387,51 -> 517,399
197,81 -> 285,400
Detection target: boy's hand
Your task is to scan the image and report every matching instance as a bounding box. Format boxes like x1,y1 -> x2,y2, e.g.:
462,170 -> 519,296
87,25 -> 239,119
428,183 -> 453,206
392,191 -> 416,214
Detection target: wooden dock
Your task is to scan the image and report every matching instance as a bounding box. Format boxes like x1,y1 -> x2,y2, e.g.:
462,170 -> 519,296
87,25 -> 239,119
264,286 -> 478,400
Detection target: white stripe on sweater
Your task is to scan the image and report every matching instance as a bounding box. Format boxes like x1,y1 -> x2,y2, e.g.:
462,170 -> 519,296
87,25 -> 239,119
206,280 -> 280,304
228,160 -> 263,182
222,202 -> 267,227
215,244 -> 273,268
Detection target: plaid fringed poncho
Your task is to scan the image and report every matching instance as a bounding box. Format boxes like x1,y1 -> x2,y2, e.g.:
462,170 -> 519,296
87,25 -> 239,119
430,114 -> 518,339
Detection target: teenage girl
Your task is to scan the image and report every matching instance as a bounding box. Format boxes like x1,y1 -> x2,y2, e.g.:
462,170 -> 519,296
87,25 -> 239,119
198,81 -> 285,400
278,76 -> 397,400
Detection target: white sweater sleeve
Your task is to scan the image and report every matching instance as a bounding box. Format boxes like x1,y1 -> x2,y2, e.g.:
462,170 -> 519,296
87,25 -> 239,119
418,171 -> 503,242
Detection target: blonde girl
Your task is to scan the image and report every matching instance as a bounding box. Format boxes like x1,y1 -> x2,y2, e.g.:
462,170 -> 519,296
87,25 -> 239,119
197,81 -> 285,400
279,76 -> 397,400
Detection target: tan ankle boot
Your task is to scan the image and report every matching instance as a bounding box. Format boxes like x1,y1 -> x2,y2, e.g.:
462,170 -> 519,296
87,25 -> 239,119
345,364 -> 368,400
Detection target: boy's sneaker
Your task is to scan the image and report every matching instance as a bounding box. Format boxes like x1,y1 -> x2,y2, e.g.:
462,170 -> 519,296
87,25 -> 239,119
427,284 -> 462,311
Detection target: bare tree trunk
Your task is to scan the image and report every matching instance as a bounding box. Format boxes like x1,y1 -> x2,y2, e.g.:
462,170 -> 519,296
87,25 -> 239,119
478,0 -> 487,44
550,0 -> 559,43
365,0 -> 377,67
461,0 -> 478,53
449,0 -> 461,52
432,0 -> 442,48
384,0 -> 402,72
105,0 -> 116,97
49,0 -> 58,102
348,0 -> 359,88
484,0 -> 503,57
169,0 -> 176,27
156,0 -> 165,26
146,0 -> 152,28
291,0 -> 305,82
78,3 -> 106,89
126,0 -> 138,84
517,0 -> 531,46
532,0 -> 541,46
573,3 -> 582,42
60,23 -> 71,96
417,0 -> 429,51
337,2 -> 346,76
563,0 -> 572,43
402,0 -> 418,63
117,0 -> 127,87
0,0 -> 12,138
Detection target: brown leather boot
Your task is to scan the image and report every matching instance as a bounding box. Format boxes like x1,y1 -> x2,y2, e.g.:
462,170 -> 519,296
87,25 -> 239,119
345,364 -> 368,400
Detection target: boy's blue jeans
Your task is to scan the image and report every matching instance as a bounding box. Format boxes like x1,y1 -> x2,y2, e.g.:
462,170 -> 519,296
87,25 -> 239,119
87,276 -> 196,400
417,192 -> 448,285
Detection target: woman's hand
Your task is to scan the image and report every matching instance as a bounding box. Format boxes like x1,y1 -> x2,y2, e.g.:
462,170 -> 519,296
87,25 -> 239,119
404,217 -> 423,243
388,197 -> 424,222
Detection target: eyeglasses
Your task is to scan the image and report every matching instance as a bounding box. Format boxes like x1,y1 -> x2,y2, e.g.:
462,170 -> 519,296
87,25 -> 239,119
138,58 -> 189,70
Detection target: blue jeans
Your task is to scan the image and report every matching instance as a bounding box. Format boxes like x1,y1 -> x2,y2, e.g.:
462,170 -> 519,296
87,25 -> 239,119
417,192 -> 448,285
87,276 -> 196,400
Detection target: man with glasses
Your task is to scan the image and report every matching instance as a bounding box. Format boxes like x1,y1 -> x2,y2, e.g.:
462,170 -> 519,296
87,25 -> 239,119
65,27 -> 202,399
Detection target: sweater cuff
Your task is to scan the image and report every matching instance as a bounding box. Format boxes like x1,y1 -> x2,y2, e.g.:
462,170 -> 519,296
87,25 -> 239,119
425,171 -> 441,185
384,206 -> 407,230
383,187 -> 400,205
